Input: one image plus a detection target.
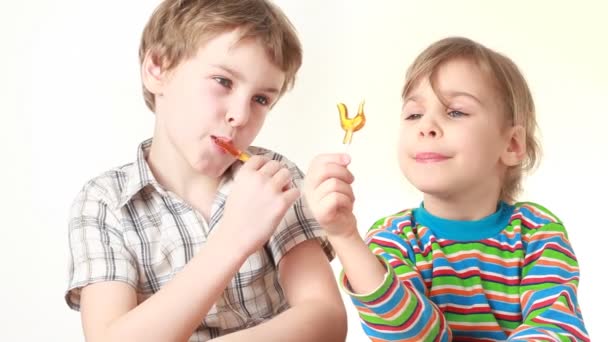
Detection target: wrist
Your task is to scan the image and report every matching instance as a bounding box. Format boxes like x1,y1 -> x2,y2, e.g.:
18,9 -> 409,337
209,223 -> 253,263
328,231 -> 390,294
326,226 -> 362,246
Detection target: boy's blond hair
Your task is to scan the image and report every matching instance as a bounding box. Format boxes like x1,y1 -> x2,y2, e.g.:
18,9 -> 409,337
402,37 -> 540,203
139,0 -> 302,112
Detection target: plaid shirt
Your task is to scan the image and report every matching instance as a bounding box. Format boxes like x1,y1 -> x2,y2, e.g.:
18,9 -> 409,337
66,139 -> 333,341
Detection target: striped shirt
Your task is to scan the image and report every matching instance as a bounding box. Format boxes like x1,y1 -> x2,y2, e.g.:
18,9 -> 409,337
66,139 -> 333,341
341,201 -> 589,341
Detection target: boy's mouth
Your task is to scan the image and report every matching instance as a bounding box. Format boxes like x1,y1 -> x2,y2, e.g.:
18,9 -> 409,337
210,134 -> 232,143
210,135 -> 250,162
210,135 -> 234,154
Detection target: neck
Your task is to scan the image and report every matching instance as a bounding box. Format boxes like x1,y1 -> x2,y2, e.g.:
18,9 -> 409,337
422,183 -> 502,221
147,126 -> 221,204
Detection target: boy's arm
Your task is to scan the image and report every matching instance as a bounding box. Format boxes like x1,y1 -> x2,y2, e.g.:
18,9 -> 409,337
77,219 -> 249,342
333,228 -> 451,342
507,223 -> 589,341
212,239 -> 347,342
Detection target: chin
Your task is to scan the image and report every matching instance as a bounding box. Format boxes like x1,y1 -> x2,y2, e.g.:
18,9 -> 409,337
406,174 -> 452,197
191,158 -> 227,177
414,184 -> 450,197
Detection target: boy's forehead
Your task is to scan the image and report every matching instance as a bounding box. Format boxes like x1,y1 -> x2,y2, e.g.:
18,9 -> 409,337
191,29 -> 278,67
195,29 -> 248,56
181,29 -> 285,88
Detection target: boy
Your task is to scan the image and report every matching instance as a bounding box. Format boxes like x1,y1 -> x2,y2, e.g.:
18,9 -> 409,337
304,37 -> 589,341
65,1 -> 347,341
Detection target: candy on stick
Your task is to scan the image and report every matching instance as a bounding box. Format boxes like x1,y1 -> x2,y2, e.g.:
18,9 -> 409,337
210,135 -> 250,162
337,100 -> 366,145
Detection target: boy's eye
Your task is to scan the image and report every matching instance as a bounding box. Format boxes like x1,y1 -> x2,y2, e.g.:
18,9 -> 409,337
253,95 -> 269,106
447,110 -> 467,118
405,113 -> 422,120
213,77 -> 232,88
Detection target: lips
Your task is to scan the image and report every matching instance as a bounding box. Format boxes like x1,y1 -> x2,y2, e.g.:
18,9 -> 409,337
210,135 -> 231,153
414,152 -> 449,163
210,134 -> 241,156
210,134 -> 232,143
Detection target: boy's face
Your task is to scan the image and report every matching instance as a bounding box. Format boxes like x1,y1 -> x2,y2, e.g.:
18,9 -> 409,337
398,58 -> 518,199
147,29 -> 285,177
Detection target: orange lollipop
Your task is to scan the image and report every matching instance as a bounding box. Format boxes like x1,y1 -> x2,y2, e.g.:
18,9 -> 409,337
210,135 -> 250,162
338,100 -> 366,144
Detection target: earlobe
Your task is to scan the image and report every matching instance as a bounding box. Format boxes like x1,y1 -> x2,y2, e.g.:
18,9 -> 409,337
141,50 -> 165,95
501,125 -> 526,166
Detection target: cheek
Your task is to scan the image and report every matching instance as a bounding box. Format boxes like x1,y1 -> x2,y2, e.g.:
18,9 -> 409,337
164,101 -> 216,142
248,114 -> 267,135
398,125 -> 415,149
397,135 -> 414,171
460,133 -> 503,164
206,82 -> 226,99
170,79 -> 219,110
178,89 -> 223,126
397,152 -> 410,178
232,113 -> 266,147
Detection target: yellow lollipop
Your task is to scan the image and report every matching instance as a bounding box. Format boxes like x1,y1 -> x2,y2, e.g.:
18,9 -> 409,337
337,100 -> 366,144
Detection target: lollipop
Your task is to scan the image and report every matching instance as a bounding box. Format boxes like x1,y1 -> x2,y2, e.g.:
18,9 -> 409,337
337,100 -> 366,144
210,135 -> 250,162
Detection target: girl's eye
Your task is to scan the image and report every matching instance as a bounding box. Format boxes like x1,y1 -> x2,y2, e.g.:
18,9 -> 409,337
405,113 -> 422,120
448,110 -> 468,118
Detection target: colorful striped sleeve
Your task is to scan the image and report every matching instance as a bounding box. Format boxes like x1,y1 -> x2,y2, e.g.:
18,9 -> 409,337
508,222 -> 589,341
340,226 -> 451,341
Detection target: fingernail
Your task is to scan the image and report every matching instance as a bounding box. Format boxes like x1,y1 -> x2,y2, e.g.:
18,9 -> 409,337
342,154 -> 351,164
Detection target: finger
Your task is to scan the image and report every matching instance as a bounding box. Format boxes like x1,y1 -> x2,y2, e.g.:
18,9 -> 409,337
318,192 -> 354,219
271,166 -> 293,191
316,178 -> 355,203
242,155 -> 269,171
307,163 -> 355,190
258,160 -> 282,177
310,153 -> 351,168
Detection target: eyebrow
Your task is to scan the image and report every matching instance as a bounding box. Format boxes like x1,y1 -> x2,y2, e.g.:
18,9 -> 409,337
403,95 -> 420,106
211,64 -> 280,94
442,91 -> 483,105
403,91 -> 483,106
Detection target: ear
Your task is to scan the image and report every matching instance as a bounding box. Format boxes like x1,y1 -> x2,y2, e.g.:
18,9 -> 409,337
141,50 -> 166,96
501,125 -> 526,167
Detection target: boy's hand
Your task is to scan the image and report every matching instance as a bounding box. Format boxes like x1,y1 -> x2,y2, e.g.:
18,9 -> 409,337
220,156 -> 300,255
303,154 -> 357,239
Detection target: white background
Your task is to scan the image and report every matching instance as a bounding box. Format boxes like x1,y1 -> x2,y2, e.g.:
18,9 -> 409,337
4,0 -> 608,340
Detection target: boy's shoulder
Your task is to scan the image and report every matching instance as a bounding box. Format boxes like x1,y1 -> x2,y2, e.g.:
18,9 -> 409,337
72,161 -> 138,210
248,145 -> 291,162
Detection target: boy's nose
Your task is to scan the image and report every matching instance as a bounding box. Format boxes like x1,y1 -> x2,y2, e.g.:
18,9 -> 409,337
226,103 -> 251,127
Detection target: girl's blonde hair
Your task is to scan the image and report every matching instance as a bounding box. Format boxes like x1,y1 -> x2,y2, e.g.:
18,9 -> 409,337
402,37 -> 540,203
139,0 -> 302,111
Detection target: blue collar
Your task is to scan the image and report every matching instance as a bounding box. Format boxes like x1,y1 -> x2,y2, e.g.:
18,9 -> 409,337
413,201 -> 514,241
